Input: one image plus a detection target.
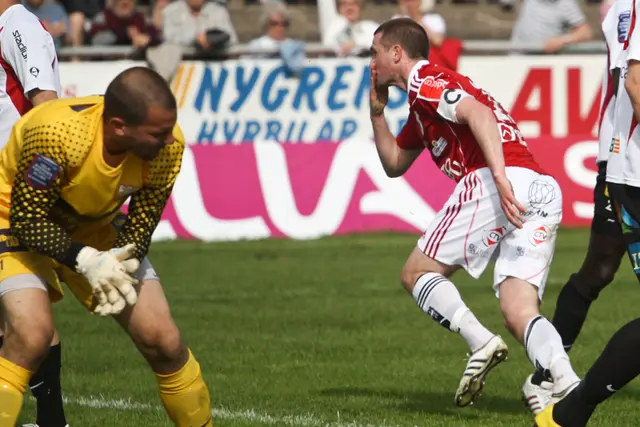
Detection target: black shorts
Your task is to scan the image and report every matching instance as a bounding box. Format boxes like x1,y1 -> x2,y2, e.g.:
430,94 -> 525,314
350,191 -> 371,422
593,162 -> 622,236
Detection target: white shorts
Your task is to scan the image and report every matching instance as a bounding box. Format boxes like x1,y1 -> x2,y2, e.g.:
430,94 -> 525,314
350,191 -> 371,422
417,167 -> 562,299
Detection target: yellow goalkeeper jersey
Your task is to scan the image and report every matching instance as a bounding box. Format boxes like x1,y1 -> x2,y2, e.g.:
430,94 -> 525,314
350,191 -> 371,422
0,95 -> 184,264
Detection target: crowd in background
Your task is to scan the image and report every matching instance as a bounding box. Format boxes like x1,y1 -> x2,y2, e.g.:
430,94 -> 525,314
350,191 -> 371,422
22,0 -> 611,78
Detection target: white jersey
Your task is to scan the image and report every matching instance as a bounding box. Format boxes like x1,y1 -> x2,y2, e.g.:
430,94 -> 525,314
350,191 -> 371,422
598,0 -> 632,164
0,4 -> 61,149
608,0 -> 640,186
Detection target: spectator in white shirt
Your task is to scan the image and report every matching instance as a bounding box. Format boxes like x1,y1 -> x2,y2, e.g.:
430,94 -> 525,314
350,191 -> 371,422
393,0 -> 446,47
324,0 -> 377,57
162,0 -> 237,49
248,1 -> 293,55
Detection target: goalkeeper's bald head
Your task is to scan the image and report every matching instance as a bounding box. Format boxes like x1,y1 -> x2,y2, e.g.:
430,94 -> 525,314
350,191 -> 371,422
104,66 -> 177,126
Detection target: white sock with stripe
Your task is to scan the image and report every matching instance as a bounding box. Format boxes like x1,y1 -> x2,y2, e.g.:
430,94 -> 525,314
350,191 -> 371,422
412,273 -> 495,352
524,315 -> 580,391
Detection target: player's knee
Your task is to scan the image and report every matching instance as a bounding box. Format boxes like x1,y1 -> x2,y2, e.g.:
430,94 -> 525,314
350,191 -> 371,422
500,302 -> 538,342
136,322 -> 184,367
3,323 -> 53,369
574,259 -> 619,300
400,264 -> 421,293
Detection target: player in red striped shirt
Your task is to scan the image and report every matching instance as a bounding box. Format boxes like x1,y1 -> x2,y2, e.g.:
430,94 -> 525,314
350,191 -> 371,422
369,17 -> 580,408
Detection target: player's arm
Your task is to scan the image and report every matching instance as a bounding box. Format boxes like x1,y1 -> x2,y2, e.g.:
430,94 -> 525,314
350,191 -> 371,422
2,22 -> 59,106
370,67 -> 423,177
437,88 -> 526,226
114,142 -> 184,261
371,113 -> 423,177
9,126 -> 80,266
627,60 -> 640,121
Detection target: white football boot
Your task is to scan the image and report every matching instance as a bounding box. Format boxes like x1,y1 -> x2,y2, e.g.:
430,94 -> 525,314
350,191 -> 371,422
23,425 -> 70,427
454,335 -> 509,407
522,373 -> 554,415
550,379 -> 581,405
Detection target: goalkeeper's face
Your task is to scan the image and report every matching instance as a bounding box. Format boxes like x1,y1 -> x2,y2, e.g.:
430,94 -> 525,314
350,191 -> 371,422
124,106 -> 178,160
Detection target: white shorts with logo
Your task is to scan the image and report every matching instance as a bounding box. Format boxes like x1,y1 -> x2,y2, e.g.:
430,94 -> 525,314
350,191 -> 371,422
417,167 -> 562,299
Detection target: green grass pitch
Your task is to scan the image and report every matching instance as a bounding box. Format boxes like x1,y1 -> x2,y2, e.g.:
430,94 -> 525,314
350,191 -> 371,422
18,228 -> 640,426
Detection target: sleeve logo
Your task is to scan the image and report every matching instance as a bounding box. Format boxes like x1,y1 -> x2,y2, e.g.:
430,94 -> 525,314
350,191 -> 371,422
418,76 -> 448,100
25,153 -> 61,189
12,30 -> 27,60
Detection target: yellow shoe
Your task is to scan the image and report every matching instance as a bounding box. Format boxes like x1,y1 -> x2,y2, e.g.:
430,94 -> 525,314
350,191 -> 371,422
534,404 -> 562,426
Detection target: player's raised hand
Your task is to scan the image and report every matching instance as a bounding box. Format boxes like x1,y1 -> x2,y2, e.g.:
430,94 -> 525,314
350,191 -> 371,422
494,175 -> 526,229
370,66 -> 388,117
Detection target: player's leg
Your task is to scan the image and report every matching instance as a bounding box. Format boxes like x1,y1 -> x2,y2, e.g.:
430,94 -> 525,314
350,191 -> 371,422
525,212 -> 624,414
534,317 -> 640,427
494,171 -> 580,412
0,326 -> 68,427
498,277 -> 580,396
404,172 -> 508,407
112,260 -> 213,427
551,165 -> 625,354
0,275 -> 55,425
28,329 -> 68,427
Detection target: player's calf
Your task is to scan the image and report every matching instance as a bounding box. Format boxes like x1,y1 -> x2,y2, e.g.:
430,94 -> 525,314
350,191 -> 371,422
500,278 -> 579,391
0,283 -> 54,425
402,248 -> 506,406
115,278 -> 213,427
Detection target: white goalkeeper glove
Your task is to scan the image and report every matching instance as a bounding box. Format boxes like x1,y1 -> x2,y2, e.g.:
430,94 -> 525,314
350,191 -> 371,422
75,244 -> 140,316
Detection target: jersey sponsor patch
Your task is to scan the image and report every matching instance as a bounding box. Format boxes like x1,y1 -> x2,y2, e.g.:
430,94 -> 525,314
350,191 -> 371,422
418,76 -> 448,100
431,137 -> 448,157
619,10 -> 632,42
528,225 -> 550,246
25,153 -> 61,189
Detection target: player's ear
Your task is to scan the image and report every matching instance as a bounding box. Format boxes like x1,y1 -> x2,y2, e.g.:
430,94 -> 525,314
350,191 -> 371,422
392,45 -> 402,63
109,117 -> 128,137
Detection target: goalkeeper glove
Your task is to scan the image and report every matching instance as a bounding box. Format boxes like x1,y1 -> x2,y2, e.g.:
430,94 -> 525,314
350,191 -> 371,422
75,244 -> 139,316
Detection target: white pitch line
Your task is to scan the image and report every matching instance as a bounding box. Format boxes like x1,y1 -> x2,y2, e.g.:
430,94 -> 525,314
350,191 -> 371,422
42,394 -> 418,427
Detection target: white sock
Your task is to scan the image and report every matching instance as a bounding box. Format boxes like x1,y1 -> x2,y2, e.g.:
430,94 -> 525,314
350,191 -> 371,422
412,273 -> 494,352
524,316 -> 580,389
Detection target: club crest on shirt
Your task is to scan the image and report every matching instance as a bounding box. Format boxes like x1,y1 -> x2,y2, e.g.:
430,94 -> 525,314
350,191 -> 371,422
25,153 -> 61,189
117,184 -> 140,198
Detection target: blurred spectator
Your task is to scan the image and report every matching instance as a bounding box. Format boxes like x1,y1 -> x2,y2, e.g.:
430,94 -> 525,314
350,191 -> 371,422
510,0 -> 593,53
162,0 -> 238,52
392,0 -> 446,47
23,0 -> 69,51
151,0 -> 170,30
248,1 -> 306,76
89,0 -> 159,49
324,0 -> 378,57
59,0 -> 104,48
248,1 -> 294,52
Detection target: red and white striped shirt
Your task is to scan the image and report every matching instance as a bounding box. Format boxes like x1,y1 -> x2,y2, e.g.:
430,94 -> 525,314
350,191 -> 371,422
396,60 -> 543,182
0,4 -> 61,149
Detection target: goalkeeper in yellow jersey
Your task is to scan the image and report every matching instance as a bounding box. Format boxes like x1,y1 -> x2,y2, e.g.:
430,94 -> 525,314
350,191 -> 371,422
0,66 -> 213,427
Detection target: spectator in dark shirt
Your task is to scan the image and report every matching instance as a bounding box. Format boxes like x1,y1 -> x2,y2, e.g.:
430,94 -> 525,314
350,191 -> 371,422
89,0 -> 159,48
59,0 -> 104,48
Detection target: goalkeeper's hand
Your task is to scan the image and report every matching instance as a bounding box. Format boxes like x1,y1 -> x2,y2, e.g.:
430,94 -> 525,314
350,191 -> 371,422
75,244 -> 140,316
